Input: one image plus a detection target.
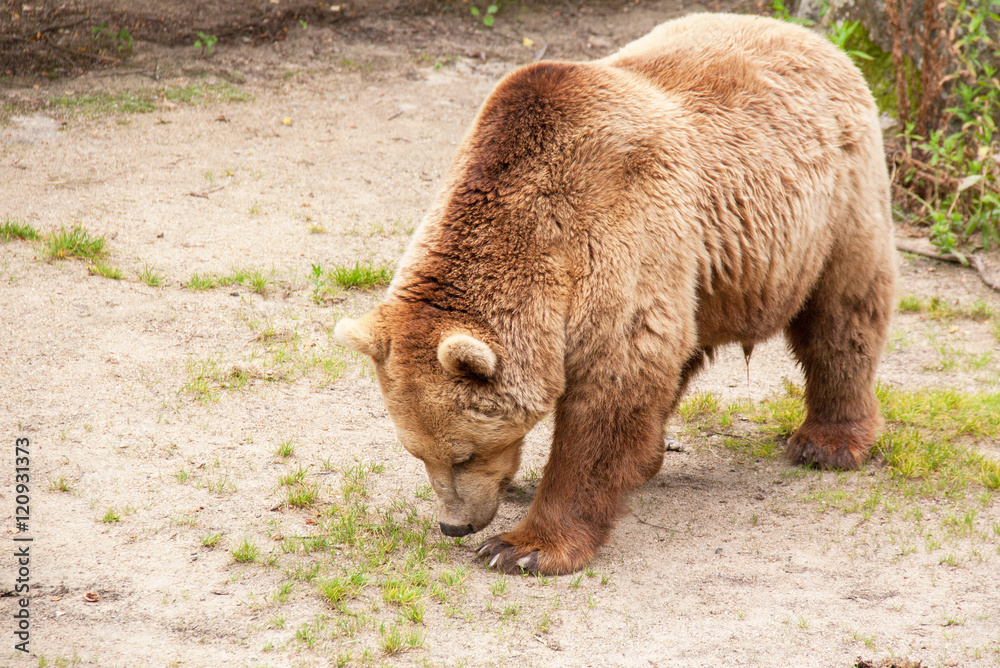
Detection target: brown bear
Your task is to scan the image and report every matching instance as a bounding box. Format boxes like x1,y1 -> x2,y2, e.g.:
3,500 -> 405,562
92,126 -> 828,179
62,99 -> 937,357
335,13 -> 895,575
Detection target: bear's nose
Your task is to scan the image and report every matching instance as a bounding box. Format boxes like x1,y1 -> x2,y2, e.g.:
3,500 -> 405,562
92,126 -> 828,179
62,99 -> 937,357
439,522 -> 475,537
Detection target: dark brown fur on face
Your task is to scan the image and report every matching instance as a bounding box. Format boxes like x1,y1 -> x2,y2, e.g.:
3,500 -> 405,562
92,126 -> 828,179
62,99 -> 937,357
336,13 -> 896,575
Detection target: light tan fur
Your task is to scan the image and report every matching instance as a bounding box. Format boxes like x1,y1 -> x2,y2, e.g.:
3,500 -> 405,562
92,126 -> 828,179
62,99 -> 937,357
336,13 -> 896,573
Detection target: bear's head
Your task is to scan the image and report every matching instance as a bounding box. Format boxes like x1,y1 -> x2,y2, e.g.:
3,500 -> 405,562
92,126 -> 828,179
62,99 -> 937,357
335,304 -> 539,537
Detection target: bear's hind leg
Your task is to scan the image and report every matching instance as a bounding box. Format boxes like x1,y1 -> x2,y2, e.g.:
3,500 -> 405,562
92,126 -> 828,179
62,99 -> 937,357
784,260 -> 894,470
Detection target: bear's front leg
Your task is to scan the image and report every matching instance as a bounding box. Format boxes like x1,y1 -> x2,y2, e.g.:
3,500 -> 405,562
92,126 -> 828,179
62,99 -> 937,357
476,392 -> 668,574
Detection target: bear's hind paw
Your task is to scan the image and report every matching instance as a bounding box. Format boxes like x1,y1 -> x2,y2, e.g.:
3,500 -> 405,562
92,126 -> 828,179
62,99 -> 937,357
786,422 -> 875,470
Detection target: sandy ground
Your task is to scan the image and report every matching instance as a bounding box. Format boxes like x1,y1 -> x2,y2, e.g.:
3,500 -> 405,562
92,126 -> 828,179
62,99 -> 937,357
2,3 -> 1000,667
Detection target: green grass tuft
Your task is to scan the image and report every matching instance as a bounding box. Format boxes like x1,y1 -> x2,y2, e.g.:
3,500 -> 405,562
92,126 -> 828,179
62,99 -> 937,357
328,261 -> 393,289
0,220 -> 39,242
200,532 -> 223,548
163,83 -> 252,105
135,263 -> 165,287
53,90 -> 156,115
48,477 -> 70,492
89,261 -> 123,280
184,273 -> 216,290
276,438 -> 296,458
217,265 -> 270,294
43,225 -> 106,260
318,571 -> 367,605
231,538 -> 260,563
287,482 -> 320,508
52,84 -> 251,117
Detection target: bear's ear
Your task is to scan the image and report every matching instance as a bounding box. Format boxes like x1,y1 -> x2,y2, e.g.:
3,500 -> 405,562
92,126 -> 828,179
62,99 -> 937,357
438,333 -> 496,379
334,313 -> 386,362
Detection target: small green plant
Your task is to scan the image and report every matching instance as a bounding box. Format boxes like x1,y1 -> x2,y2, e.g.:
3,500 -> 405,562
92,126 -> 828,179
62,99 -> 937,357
184,273 -> 216,290
898,294 -> 925,313
318,572 -> 366,605
276,439 -> 296,458
248,270 -> 268,295
382,577 -> 423,607
826,21 -> 875,65
89,262 -> 123,280
48,477 -> 70,492
470,4 -> 499,27
271,581 -> 294,604
43,225 -> 106,260
279,465 -> 308,487
287,482 -> 319,508
401,603 -> 425,623
231,538 -> 260,563
328,261 -> 393,289
771,0 -> 792,21
163,83 -> 252,105
91,23 -> 133,53
217,265 -> 270,293
679,391 -> 720,421
53,91 -> 156,115
967,299 -> 995,322
194,31 -> 218,57
0,220 -> 39,242
101,508 -> 121,523
200,532 -> 222,548
135,263 -> 165,287
308,263 -> 330,304
379,622 -> 406,654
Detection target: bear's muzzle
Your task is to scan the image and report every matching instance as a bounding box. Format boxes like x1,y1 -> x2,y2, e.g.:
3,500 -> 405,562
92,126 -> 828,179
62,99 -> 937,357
439,521 -> 476,537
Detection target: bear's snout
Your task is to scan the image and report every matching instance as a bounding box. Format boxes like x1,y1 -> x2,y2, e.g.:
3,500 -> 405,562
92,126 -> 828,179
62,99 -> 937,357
440,521 -> 476,537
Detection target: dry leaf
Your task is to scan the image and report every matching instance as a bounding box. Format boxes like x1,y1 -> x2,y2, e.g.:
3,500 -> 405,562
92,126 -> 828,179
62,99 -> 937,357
957,174 -> 982,192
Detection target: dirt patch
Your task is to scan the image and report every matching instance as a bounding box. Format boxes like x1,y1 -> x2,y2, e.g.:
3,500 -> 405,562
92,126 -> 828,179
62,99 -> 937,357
2,2 -> 999,667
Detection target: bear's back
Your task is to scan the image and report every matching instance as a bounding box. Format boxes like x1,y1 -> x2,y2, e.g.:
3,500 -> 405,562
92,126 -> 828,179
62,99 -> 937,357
604,13 -> 870,108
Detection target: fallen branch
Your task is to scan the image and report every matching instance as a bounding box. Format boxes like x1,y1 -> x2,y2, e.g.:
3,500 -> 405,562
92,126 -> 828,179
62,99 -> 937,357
92,67 -> 159,78
633,514 -> 675,533
894,238 -> 964,264
186,185 -> 225,198
971,255 -> 1000,292
895,239 -> 1000,292
45,42 -> 123,63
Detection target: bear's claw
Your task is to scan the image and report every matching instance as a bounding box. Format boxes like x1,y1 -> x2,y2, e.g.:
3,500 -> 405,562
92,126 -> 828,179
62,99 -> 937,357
476,535 -> 541,574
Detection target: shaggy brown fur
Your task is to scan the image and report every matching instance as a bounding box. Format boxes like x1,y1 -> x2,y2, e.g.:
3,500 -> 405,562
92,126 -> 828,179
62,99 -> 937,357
335,13 -> 895,574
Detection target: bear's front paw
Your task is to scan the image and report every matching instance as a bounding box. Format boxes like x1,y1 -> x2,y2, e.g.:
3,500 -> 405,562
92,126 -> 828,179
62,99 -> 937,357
475,531 -> 596,575
476,536 -> 540,573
